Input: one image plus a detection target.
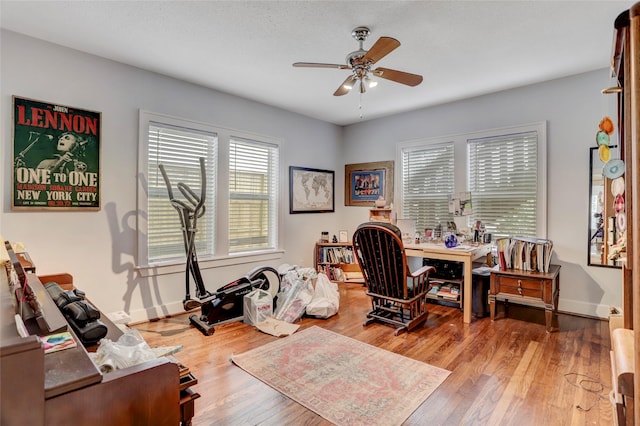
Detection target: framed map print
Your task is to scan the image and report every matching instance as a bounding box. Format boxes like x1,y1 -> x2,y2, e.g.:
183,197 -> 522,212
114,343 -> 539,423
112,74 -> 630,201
289,166 -> 334,213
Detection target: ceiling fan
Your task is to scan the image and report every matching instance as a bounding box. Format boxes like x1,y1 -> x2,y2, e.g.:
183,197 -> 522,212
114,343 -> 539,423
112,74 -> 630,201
293,26 -> 423,96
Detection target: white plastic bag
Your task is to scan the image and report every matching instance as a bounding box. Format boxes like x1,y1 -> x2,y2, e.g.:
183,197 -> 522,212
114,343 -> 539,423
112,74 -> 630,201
306,272 -> 340,319
273,278 -> 314,323
94,328 -> 156,372
243,289 -> 273,325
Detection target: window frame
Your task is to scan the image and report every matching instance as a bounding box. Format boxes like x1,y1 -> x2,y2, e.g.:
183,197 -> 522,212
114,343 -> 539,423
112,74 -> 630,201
137,110 -> 284,277
396,122 -> 547,238
398,138 -> 456,232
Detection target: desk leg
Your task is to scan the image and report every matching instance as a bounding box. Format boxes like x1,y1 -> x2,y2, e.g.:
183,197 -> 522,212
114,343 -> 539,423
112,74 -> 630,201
463,258 -> 472,324
490,297 -> 497,320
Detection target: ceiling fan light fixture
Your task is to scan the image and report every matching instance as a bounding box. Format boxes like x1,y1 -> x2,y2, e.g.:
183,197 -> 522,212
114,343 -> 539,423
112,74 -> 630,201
343,75 -> 357,90
365,76 -> 378,88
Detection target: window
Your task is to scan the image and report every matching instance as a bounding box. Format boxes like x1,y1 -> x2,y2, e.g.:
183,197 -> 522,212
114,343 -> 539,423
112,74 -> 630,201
468,130 -> 540,238
146,121 -> 217,262
229,137 -> 279,253
138,111 -> 282,271
400,141 -> 455,232
397,122 -> 546,239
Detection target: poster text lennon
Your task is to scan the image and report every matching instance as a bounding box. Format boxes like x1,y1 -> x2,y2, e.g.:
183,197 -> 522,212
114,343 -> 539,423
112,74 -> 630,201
12,96 -> 101,210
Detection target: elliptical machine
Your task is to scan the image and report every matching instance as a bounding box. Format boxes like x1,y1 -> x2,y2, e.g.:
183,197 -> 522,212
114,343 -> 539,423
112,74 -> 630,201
159,157 -> 280,336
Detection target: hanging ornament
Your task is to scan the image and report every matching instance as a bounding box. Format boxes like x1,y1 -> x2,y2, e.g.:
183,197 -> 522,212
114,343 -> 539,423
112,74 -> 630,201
614,194 -> 625,213
611,176 -> 625,196
616,212 -> 627,232
604,159 -> 625,179
599,116 -> 615,135
597,115 -> 625,179
599,145 -> 611,162
596,130 -> 610,146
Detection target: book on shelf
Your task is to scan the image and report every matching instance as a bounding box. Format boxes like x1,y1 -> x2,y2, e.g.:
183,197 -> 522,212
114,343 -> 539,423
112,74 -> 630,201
318,246 -> 354,264
496,236 -> 553,273
39,331 -> 77,354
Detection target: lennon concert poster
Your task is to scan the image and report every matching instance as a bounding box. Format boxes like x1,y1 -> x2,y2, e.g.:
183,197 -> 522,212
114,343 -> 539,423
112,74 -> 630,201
12,96 -> 101,210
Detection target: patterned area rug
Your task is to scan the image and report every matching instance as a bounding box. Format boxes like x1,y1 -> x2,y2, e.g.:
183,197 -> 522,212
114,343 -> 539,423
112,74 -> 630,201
230,326 -> 450,426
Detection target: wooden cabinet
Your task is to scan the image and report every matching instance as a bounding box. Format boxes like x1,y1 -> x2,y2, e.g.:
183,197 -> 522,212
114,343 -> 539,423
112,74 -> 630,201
609,4 -> 639,424
489,264 -> 561,332
0,244 -> 198,426
314,242 -> 363,283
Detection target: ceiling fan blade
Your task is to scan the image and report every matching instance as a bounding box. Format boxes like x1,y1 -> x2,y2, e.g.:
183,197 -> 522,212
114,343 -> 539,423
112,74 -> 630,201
373,67 -> 423,86
362,37 -> 400,64
333,75 -> 356,96
293,62 -> 351,70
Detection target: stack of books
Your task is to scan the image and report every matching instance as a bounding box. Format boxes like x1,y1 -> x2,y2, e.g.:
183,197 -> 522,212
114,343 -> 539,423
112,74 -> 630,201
428,283 -> 460,300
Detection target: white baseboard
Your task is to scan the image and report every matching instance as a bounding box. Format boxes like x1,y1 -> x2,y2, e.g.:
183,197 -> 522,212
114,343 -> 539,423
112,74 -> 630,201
125,297 -> 614,325
558,299 -> 612,320
126,300 -> 186,325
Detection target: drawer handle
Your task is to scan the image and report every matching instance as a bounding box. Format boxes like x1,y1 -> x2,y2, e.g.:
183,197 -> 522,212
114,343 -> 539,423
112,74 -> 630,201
518,280 -> 523,295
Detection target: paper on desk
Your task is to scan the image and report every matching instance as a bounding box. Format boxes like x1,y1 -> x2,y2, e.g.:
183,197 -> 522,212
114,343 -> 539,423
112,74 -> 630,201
255,317 -> 299,337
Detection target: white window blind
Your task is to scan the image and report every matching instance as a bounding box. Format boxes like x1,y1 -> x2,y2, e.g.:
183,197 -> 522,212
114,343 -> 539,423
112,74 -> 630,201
229,137 -> 279,253
468,131 -> 538,237
401,142 -> 455,232
147,123 -> 217,261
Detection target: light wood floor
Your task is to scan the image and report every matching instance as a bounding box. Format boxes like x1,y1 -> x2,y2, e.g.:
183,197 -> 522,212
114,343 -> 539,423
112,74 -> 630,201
135,282 -> 614,425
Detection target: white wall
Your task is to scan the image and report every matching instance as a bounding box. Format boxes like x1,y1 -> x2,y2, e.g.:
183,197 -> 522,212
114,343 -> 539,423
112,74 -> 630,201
341,70 -> 622,318
1,30 -> 621,322
1,30 -> 346,322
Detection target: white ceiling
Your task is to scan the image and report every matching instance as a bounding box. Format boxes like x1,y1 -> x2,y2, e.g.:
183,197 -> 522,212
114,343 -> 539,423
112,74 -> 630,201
0,1 -> 631,126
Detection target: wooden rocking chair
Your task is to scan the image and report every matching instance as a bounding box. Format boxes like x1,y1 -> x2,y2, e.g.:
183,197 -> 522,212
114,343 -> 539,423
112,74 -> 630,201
352,222 -> 435,335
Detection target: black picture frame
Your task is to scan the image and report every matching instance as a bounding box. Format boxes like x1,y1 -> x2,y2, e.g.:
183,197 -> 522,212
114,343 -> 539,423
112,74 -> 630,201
289,166 -> 335,214
12,96 -> 101,211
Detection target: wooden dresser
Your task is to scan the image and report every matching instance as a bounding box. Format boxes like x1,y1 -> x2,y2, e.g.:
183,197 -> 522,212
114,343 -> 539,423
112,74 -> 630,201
0,248 -> 198,425
489,264 -> 561,332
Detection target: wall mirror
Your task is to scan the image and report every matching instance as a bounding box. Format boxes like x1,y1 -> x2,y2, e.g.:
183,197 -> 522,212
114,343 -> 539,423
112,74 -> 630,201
588,146 -> 621,268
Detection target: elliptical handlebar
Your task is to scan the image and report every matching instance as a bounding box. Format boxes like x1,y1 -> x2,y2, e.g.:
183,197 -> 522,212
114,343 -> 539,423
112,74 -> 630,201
159,157 -> 209,303
159,157 -> 207,217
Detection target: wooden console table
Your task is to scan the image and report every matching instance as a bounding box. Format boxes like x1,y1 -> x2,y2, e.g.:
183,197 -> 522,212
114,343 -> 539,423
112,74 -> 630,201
489,264 -> 561,332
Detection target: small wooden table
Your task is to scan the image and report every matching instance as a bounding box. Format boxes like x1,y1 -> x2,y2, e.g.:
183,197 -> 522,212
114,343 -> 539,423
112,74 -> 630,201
489,265 -> 561,332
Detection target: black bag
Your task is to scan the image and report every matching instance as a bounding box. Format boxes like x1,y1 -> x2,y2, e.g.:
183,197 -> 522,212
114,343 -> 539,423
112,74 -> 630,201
45,282 -> 107,345
68,319 -> 108,346
63,300 -> 101,328
44,282 -> 86,309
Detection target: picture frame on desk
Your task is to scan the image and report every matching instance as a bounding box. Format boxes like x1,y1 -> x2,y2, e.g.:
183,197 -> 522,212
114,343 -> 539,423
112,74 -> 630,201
289,166 -> 335,213
338,230 -> 349,243
344,161 -> 394,207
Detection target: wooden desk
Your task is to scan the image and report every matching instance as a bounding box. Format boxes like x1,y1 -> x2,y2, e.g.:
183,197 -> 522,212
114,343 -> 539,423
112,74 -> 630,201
489,265 -> 561,332
405,242 -> 492,324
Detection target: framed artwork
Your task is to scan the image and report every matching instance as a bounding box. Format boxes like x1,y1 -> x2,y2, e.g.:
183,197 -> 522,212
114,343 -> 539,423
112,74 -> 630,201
289,166 -> 335,213
338,230 -> 349,243
12,96 -> 101,210
345,161 -> 394,207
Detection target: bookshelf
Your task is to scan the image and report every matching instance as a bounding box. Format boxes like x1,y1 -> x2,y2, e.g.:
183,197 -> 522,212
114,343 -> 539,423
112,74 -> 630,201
423,258 -> 463,308
314,242 -> 363,283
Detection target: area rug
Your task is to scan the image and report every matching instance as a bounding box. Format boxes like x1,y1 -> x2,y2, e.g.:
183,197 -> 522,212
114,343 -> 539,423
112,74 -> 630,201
230,326 -> 450,426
